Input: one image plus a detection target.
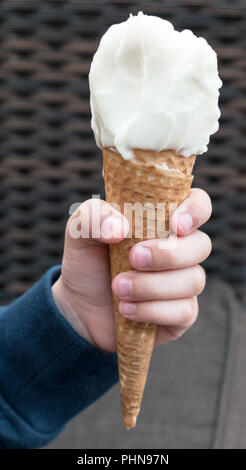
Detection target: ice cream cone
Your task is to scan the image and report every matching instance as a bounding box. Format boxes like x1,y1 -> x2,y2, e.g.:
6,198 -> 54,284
102,147 -> 196,429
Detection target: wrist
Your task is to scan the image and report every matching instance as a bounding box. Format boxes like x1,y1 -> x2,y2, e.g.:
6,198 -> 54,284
52,277 -> 96,347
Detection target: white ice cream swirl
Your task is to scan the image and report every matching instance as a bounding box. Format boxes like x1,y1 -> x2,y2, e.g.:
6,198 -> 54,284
89,12 -> 222,160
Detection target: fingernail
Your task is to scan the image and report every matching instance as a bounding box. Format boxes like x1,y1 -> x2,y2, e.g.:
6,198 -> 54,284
101,215 -> 123,239
115,277 -> 132,297
119,301 -> 136,316
177,213 -> 193,234
132,246 -> 151,268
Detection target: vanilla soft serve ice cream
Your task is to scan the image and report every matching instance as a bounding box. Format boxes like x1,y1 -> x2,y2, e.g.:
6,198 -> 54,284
89,12 -> 222,160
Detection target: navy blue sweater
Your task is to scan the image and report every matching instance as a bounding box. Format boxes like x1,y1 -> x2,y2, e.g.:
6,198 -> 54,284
0,266 -> 118,449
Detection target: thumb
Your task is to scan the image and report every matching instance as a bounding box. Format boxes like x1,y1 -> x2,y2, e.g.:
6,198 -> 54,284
171,188 -> 212,236
66,198 -> 129,249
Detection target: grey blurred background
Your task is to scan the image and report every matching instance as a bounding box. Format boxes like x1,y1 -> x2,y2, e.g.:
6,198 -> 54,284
0,0 -> 245,449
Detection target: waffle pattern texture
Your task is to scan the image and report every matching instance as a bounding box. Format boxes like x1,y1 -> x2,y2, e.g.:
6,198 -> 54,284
103,147 -> 195,428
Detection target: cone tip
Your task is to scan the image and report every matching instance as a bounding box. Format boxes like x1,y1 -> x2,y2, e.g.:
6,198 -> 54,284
124,415 -> 137,430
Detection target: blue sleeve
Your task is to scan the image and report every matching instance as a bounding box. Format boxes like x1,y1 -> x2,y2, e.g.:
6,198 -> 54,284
0,266 -> 118,449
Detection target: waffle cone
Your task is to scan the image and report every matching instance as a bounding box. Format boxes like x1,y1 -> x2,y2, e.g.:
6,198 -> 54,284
102,147 -> 196,430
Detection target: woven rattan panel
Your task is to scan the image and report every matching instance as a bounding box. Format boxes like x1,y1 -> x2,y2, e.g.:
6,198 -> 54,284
0,0 -> 245,303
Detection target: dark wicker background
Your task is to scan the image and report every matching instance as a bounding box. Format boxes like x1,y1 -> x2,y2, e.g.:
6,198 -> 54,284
0,0 -> 245,304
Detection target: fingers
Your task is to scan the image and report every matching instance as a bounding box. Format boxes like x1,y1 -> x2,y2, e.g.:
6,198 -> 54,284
112,188 -> 211,342
171,188 -> 212,236
118,297 -> 198,330
112,265 -> 206,302
155,297 -> 199,345
129,230 -> 212,271
66,198 -> 129,248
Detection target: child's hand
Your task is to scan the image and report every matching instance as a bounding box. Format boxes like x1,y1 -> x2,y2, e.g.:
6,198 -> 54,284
52,189 -> 212,352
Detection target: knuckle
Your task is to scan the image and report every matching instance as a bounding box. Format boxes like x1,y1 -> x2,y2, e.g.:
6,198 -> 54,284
183,298 -> 195,323
167,298 -> 199,342
183,297 -> 198,327
192,265 -> 206,295
200,231 -> 212,257
194,188 -> 212,212
205,233 -> 212,256
191,297 -> 199,323
192,188 -> 212,224
203,191 -> 213,217
165,326 -> 184,342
